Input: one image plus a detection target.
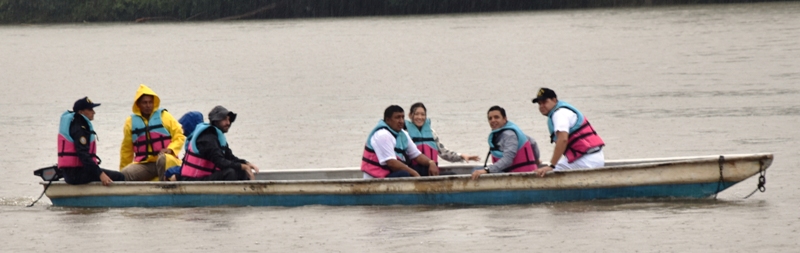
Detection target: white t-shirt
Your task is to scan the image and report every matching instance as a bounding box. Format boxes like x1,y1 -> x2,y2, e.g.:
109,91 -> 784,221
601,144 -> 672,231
370,129 -> 421,165
551,108 -> 578,133
551,108 -> 605,171
363,129 -> 422,179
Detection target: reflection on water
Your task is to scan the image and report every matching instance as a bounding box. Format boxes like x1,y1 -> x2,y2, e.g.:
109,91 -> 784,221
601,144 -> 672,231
546,198 -> 769,213
609,105 -> 800,118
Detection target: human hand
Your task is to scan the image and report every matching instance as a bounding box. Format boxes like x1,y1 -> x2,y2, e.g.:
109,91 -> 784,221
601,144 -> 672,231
462,154 -> 480,162
100,172 -> 113,186
471,169 -> 487,180
159,149 -> 174,155
241,164 -> 257,180
247,162 -> 260,173
428,163 -> 439,176
536,166 -> 554,177
409,169 -> 421,177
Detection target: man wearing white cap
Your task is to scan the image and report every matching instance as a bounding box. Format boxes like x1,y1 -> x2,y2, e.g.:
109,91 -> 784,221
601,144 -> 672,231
531,88 -> 606,177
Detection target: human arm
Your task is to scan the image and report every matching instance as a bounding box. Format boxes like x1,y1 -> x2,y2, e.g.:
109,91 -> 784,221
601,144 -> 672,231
195,130 -> 243,170
119,117 -> 134,169
536,109 -> 574,177
404,131 -> 438,176
528,135 -> 541,165
535,131 -> 568,177
384,159 -> 420,177
486,131 -> 518,173
372,130 -> 420,177
432,129 -> 464,162
160,111 -> 185,157
431,129 -> 479,162
69,117 -> 106,182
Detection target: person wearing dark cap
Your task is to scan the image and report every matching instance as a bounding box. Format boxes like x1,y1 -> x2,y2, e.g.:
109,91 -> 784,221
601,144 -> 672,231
57,97 -> 126,186
179,106 -> 259,181
531,88 -> 605,177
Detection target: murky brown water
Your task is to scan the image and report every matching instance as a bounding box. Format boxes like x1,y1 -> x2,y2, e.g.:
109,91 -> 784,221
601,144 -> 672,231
2,2 -> 799,252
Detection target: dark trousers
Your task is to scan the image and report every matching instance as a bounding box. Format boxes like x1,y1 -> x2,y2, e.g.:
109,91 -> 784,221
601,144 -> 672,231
412,165 -> 430,176
62,167 -> 126,185
408,165 -> 455,177
386,170 -> 411,177
181,168 -> 249,181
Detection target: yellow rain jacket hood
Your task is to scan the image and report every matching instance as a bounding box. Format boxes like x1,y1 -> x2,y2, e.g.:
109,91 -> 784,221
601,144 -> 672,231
120,84 -> 185,173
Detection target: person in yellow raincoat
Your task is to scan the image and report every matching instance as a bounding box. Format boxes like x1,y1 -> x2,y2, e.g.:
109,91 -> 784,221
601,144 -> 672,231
119,84 -> 185,181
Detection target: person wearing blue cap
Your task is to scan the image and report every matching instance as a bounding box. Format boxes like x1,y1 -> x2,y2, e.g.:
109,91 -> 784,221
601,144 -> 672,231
162,111 -> 205,181
56,97 -> 126,186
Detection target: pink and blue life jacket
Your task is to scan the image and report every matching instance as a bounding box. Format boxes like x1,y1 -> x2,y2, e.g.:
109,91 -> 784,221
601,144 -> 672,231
361,120 -> 409,178
486,121 -> 538,173
405,119 -> 439,165
131,108 -> 172,162
547,101 -> 605,163
179,123 -> 227,178
57,111 -> 98,169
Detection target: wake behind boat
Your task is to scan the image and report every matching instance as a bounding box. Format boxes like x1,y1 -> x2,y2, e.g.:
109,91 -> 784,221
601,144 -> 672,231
39,153 -> 771,207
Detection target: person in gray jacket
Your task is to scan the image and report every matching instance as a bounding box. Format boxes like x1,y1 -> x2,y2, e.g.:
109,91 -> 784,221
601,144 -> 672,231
472,106 -> 540,180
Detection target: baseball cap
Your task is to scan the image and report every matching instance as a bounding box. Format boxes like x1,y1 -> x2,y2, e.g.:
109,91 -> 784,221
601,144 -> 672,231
531,88 -> 557,104
73,97 -> 101,111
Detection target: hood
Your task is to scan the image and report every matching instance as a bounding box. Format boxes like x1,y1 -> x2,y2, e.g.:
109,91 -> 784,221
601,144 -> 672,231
132,84 -> 161,115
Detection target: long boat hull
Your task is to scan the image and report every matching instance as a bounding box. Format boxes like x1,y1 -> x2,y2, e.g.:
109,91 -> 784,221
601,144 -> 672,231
42,153 -> 772,207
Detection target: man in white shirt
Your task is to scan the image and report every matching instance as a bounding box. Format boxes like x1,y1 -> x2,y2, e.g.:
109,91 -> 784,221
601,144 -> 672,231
531,88 -> 606,177
361,105 -> 439,179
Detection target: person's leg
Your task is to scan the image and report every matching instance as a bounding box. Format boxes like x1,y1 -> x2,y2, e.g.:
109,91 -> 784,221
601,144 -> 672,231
207,168 -> 238,181
120,162 -> 158,181
156,154 -> 167,181
410,165 -> 429,177
385,170 -> 411,178
164,166 -> 181,181
62,168 -> 94,185
556,151 -> 605,171
100,168 -> 126,181
234,168 -> 250,180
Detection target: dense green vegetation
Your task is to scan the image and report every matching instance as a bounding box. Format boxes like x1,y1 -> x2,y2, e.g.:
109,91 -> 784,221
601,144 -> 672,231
0,0 -> 787,23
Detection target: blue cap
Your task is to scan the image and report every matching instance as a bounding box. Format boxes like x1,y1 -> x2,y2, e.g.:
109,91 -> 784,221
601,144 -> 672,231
179,111 -> 204,135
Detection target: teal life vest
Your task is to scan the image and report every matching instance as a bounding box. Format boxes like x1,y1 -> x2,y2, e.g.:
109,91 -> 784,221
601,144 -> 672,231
405,118 -> 439,164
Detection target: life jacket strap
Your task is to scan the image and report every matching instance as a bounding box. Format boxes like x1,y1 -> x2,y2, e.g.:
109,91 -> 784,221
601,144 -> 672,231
502,161 -> 538,173
411,137 -> 434,142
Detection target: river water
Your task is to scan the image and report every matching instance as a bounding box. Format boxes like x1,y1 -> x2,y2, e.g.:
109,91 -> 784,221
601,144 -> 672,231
1,2 -> 799,252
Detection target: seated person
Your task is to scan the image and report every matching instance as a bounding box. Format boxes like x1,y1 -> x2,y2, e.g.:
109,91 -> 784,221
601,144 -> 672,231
179,106 -> 259,181
119,84 -> 185,181
361,105 -> 439,178
164,111 -> 204,181
405,102 -> 480,164
58,97 -> 125,186
472,106 -> 540,180
531,88 -> 605,177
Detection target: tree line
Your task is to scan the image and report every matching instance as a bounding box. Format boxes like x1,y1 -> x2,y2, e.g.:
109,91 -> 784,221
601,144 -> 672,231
0,0 -> 781,24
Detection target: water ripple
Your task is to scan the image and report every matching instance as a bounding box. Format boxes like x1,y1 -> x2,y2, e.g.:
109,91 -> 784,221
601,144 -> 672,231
610,105 -> 800,118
